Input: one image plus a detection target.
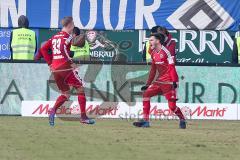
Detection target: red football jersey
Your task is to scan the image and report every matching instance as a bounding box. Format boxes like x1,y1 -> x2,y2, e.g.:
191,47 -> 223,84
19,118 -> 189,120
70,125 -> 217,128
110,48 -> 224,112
40,31 -> 73,70
165,34 -> 176,56
146,45 -> 179,85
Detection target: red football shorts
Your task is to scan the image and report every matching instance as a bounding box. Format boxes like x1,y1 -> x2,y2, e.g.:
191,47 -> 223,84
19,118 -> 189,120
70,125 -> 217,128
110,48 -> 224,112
143,82 -> 177,101
53,70 -> 83,92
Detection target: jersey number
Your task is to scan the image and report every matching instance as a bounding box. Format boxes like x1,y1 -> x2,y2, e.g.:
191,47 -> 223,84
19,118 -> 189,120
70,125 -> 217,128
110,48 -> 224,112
52,39 -> 61,54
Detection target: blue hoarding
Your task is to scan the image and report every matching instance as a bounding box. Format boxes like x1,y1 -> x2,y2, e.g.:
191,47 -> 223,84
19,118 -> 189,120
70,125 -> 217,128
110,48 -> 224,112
0,0 -> 240,31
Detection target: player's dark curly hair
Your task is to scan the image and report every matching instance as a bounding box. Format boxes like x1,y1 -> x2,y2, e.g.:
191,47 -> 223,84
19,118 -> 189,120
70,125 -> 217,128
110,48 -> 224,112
73,27 -> 80,36
151,26 -> 169,36
158,26 -> 169,36
150,33 -> 165,45
150,26 -> 160,33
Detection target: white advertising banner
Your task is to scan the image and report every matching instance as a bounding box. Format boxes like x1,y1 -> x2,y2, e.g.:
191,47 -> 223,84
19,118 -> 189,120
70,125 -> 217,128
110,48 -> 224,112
178,103 -> 238,120
21,101 -> 130,118
21,101 -> 239,120
129,103 -> 238,120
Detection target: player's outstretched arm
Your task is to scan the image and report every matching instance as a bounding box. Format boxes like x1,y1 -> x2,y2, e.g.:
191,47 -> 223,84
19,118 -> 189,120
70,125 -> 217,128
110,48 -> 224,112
40,39 -> 52,65
146,62 -> 156,86
168,55 -> 179,87
169,64 -> 179,83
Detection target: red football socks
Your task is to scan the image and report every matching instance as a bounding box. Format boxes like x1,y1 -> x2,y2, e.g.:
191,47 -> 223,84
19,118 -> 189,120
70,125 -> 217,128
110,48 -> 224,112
78,94 -> 87,118
143,100 -> 185,121
173,107 -> 185,120
52,95 -> 68,113
168,101 -> 185,120
143,100 -> 150,121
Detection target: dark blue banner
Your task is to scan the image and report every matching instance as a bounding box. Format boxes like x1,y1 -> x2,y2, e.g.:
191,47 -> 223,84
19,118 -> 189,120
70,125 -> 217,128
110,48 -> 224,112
0,28 -> 11,59
0,28 -> 39,59
0,0 -> 240,31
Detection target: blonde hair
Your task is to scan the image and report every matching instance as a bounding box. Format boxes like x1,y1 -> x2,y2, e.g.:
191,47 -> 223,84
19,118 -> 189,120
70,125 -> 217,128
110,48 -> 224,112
61,16 -> 73,27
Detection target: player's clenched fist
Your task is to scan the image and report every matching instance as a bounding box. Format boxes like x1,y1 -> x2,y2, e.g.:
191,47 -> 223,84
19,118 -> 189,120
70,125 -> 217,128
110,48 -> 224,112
141,85 -> 149,91
172,82 -> 178,89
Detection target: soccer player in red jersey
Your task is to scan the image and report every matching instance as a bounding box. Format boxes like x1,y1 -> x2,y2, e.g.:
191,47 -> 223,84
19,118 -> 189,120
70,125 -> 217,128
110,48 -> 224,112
39,17 -> 95,126
149,26 -> 176,57
144,26 -> 176,62
133,33 -> 186,129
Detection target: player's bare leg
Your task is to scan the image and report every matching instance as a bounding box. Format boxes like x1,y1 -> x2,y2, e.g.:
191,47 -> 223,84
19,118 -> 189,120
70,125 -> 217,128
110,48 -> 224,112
75,86 -> 95,124
48,91 -> 70,126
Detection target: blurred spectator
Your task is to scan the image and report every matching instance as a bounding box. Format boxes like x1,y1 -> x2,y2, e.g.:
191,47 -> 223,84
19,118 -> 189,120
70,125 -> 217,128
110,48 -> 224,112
70,27 -> 90,61
10,15 -> 37,60
234,25 -> 240,63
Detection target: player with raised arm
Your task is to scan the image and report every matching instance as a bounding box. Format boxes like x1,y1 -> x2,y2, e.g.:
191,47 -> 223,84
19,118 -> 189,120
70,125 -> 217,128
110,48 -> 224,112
39,17 -> 95,126
133,33 -> 186,129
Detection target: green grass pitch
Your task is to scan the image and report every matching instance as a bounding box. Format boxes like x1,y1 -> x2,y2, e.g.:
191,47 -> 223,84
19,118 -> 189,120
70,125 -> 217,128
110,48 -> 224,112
0,117 -> 240,160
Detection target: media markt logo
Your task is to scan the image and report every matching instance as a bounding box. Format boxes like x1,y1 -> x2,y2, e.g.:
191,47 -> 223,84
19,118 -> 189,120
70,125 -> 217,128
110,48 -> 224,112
181,106 -> 191,118
167,0 -> 234,30
180,105 -> 227,119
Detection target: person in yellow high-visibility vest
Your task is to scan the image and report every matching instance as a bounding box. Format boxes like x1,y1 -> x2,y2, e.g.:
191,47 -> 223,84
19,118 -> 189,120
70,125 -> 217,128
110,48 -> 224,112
145,41 -> 151,62
10,15 -> 37,60
142,40 -> 152,63
70,27 -> 90,61
143,26 -> 162,62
